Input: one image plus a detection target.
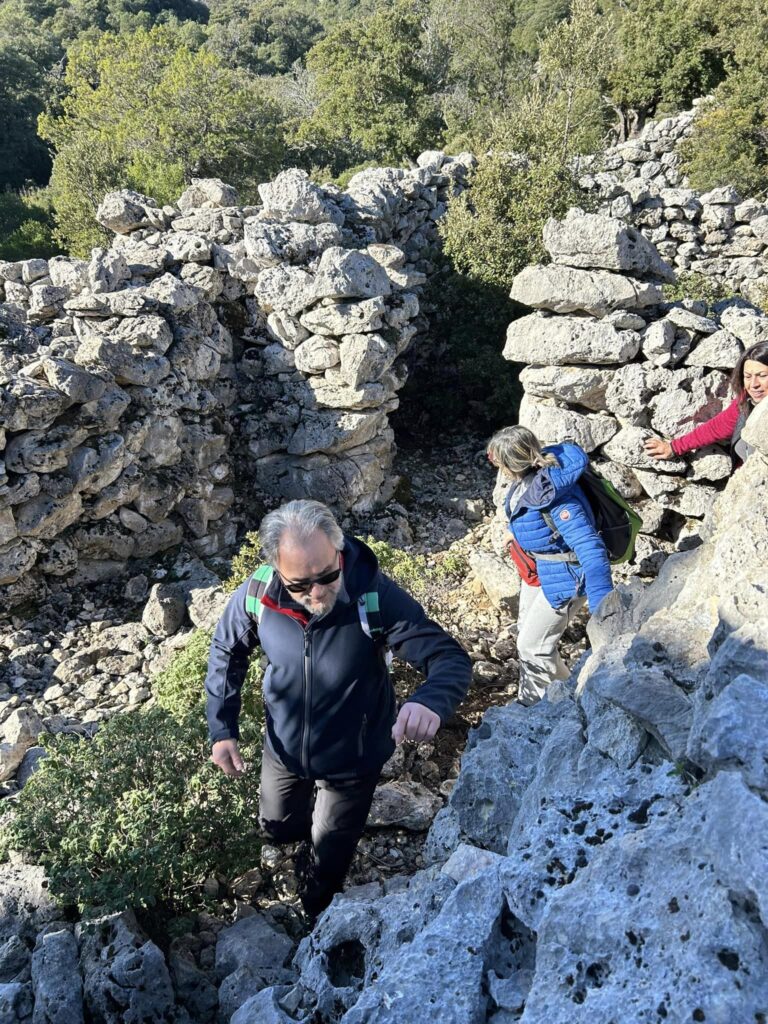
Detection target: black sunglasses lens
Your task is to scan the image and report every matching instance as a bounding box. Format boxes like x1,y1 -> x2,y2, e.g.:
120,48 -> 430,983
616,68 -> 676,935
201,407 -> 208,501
284,567 -> 341,594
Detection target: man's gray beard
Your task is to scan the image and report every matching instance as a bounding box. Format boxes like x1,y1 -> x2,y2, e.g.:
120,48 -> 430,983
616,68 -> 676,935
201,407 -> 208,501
297,588 -> 340,618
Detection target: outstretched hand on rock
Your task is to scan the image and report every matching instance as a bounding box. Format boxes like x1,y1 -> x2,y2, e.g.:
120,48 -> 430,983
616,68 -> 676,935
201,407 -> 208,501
644,437 -> 674,460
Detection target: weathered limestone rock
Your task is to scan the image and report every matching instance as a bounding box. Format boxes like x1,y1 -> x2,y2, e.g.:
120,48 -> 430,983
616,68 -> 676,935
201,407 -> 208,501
338,334 -> 393,387
504,312 -> 640,366
287,410 -> 387,456
519,394 -> 619,452
79,912 -> 177,1024
510,264 -> 663,316
254,266 -> 316,316
293,336 -> 340,375
603,426 -> 687,473
244,219 -> 342,266
177,177 -> 238,212
367,781 -> 442,831
519,365 -> 613,411
543,210 -> 675,281
31,929 -> 84,1024
96,190 -> 165,234
468,551 -> 520,614
299,297 -> 386,337
312,248 -> 393,302
257,169 -> 341,225
685,328 -> 743,369
14,492 -> 84,540
0,707 -> 44,782
141,583 -> 187,637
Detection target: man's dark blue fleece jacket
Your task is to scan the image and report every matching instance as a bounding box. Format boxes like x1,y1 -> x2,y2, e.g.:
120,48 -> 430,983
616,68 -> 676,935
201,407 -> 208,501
205,535 -> 472,781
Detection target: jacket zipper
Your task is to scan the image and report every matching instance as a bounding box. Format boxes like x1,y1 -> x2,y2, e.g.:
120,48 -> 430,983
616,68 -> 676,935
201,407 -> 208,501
358,714 -> 368,758
301,629 -> 312,775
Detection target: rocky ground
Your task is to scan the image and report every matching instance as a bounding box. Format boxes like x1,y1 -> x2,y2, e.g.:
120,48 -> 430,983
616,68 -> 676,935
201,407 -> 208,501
0,431 -> 593,1013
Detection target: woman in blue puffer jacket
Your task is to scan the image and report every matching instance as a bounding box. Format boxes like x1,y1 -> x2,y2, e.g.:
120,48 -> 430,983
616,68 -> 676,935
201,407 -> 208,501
487,425 -> 614,706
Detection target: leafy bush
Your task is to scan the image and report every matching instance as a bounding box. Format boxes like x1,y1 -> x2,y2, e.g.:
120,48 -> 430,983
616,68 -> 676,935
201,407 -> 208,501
3,707 -> 263,913
40,24 -> 286,255
152,627 -> 264,720
225,531 -> 263,593
439,156 -> 585,292
0,190 -> 61,261
364,537 -> 468,620
662,272 -> 733,309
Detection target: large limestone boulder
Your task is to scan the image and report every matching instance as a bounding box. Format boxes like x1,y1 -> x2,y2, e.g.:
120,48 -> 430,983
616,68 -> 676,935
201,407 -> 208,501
520,365 -> 613,411
258,169 -> 342,225
244,219 -> 342,267
519,394 -> 619,452
96,190 -> 165,234
177,177 -> 238,211
0,707 -> 44,782
504,312 -> 640,366
510,264 -> 663,316
312,248 -> 393,302
543,209 -> 675,281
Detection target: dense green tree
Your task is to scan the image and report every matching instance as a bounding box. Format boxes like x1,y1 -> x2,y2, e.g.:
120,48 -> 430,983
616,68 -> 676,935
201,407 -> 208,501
0,190 -> 61,260
40,24 -> 286,254
679,1 -> 768,196
607,0 -> 725,136
206,0 -> 323,75
0,3 -> 61,188
295,0 -> 447,170
439,0 -> 609,288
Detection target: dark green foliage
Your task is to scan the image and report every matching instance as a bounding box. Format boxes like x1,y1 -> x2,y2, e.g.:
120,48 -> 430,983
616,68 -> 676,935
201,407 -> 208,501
207,0 -> 324,75
40,24 -> 286,254
0,190 -> 61,260
439,156 -> 586,291
3,706 -> 263,912
394,271 -> 521,436
607,0 -> 725,128
225,531 -> 263,594
679,5 -> 768,196
152,627 -> 264,721
295,0 -> 446,170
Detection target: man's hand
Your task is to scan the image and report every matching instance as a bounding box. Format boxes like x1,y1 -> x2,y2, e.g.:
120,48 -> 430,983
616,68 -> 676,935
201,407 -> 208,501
211,739 -> 246,777
392,702 -> 441,745
644,437 -> 674,460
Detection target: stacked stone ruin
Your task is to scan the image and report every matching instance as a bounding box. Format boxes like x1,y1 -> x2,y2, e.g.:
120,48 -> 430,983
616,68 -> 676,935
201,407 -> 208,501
0,154 -> 474,610
503,208 -> 768,574
578,103 -> 768,302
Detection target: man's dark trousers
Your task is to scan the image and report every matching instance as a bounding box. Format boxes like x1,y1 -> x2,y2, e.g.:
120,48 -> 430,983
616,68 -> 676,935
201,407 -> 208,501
259,744 -> 380,917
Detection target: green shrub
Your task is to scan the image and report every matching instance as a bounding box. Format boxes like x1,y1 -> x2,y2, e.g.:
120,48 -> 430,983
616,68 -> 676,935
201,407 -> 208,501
225,531 -> 262,593
0,190 -> 61,261
439,156 -> 586,292
364,537 -> 468,620
2,706 -> 263,913
662,272 -> 733,310
152,627 -> 264,721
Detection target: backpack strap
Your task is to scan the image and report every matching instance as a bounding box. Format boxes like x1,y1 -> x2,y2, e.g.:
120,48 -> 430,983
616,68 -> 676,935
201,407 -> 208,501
245,564 -> 275,623
358,590 -> 393,667
536,511 -> 579,563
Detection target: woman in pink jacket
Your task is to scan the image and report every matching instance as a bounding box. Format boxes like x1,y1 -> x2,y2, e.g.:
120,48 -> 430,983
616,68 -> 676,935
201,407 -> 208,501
645,341 -> 768,465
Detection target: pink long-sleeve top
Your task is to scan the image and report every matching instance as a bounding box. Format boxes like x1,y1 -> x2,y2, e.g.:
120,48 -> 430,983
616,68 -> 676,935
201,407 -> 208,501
670,398 -> 741,456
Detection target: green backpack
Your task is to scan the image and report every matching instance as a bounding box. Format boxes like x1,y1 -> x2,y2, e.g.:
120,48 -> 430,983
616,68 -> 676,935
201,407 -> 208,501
541,468 -> 643,566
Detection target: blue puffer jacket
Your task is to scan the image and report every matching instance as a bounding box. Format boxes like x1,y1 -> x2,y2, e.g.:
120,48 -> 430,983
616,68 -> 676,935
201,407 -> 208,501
505,442 -> 613,612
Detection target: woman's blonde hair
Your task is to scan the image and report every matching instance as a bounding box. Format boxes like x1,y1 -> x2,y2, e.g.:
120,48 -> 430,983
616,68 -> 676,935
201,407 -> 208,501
487,425 -> 559,477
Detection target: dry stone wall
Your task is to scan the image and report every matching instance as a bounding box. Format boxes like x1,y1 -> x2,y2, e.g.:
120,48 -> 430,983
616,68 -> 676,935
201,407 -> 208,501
578,103 -> 768,303
503,207 -> 768,574
0,154 -> 474,610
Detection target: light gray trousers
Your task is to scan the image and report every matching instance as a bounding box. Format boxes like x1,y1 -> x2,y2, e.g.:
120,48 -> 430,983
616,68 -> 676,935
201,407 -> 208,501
516,580 -> 586,706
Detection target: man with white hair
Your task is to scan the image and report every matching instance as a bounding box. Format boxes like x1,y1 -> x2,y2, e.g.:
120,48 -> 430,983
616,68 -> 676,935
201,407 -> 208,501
205,499 -> 471,920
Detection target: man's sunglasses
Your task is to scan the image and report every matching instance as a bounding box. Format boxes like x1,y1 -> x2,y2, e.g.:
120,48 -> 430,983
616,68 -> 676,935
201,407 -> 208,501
280,565 -> 342,595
